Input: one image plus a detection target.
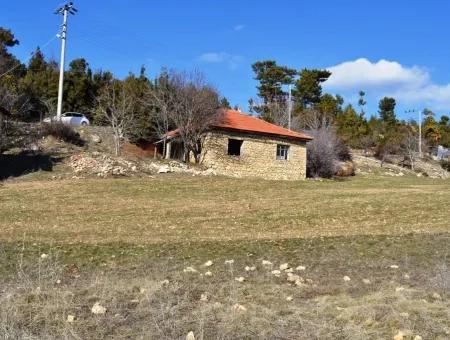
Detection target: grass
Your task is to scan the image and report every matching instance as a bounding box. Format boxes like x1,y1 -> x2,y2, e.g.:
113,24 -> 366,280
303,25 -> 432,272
0,174 -> 449,339
1,175 -> 449,244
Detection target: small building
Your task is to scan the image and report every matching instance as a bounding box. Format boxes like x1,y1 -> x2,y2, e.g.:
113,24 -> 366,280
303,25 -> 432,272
160,110 -> 313,180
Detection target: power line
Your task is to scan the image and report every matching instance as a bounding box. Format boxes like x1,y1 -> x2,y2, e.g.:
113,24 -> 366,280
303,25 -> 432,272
0,34 -> 58,79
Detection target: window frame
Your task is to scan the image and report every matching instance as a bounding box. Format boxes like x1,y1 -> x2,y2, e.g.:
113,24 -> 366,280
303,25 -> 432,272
276,144 -> 290,160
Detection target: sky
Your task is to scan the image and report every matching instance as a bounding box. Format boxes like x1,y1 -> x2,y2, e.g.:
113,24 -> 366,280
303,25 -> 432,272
2,0 -> 450,120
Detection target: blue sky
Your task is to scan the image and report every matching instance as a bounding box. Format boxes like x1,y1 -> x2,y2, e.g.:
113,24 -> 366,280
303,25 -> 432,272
2,0 -> 450,120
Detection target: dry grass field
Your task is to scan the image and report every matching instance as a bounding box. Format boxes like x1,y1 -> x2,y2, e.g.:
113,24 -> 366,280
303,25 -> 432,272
0,174 -> 449,339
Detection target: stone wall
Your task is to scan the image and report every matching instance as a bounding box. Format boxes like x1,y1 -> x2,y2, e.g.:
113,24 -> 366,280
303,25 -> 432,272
201,130 -> 307,180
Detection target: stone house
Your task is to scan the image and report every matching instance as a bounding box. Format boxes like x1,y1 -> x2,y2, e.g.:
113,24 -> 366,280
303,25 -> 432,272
159,110 -> 313,180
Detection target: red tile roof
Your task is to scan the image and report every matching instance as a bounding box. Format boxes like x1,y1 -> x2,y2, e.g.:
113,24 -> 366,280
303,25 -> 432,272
213,110 -> 313,141
162,110 -> 313,142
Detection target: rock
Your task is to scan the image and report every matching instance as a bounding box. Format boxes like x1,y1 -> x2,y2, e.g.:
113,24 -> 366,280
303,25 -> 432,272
158,165 -> 171,174
183,267 -> 197,273
431,292 -> 442,300
393,330 -> 412,340
262,260 -> 272,266
235,276 -> 245,283
286,296 -> 293,302
336,161 -> 356,177
390,265 -> 399,269
271,270 -> 281,277
40,253 -> 49,259
287,273 -> 301,283
296,265 -> 306,271
91,134 -> 102,143
161,279 -> 170,286
284,268 -> 294,273
362,279 -> 371,285
204,260 -> 213,267
404,274 -> 410,279
399,312 -> 409,318
343,276 -> 351,282
245,266 -> 256,272
204,271 -> 212,277
186,331 -> 196,340
413,336 -> 423,340
67,315 -> 75,323
279,263 -> 289,271
395,287 -> 405,292
91,302 -> 107,315
224,259 -> 234,265
200,293 -> 208,302
232,303 -> 247,312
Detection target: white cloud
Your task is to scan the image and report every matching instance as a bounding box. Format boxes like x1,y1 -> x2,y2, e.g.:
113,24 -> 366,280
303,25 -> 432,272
325,58 -> 429,89
324,58 -> 450,111
233,24 -> 245,32
198,52 -> 243,70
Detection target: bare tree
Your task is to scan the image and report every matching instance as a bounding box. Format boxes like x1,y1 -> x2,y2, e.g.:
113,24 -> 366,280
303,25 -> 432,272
142,72 -> 175,158
400,128 -> 419,170
97,80 -> 135,156
40,97 -> 57,122
169,71 -> 220,163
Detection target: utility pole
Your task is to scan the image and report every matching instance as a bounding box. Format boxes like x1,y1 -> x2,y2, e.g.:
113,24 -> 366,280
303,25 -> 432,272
287,84 -> 292,130
406,109 -> 422,158
55,2 -> 77,120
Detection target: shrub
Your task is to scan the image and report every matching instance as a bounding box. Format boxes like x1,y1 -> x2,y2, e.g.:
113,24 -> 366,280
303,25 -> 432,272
40,122 -> 84,146
306,125 -> 351,178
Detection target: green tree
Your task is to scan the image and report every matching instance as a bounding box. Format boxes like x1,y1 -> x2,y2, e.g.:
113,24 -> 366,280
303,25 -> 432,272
293,69 -> 331,109
219,97 -> 231,109
378,97 -> 397,127
336,104 -> 368,148
358,90 -> 366,115
438,115 -> 450,147
251,60 -> 296,103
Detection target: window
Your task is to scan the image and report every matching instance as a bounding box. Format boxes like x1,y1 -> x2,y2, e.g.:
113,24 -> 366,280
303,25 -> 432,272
228,139 -> 243,156
276,144 -> 289,160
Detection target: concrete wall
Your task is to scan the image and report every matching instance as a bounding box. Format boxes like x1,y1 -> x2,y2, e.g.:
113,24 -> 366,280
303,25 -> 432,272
201,130 -> 307,180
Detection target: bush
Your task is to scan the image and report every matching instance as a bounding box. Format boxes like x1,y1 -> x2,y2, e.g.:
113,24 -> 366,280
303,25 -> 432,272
306,126 -> 351,178
441,160 -> 450,172
40,122 -> 84,146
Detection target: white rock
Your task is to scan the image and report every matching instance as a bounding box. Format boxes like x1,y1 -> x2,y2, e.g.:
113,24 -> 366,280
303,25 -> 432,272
245,266 -> 256,272
279,263 -> 289,271
235,276 -> 245,283
200,293 -> 208,302
413,336 -> 423,340
262,260 -> 272,266
403,274 -> 410,279
91,302 -> 107,315
40,253 -> 49,259
232,303 -> 247,312
183,267 -> 197,273
390,265 -> 399,269
362,279 -> 371,284
296,266 -> 306,271
204,271 -> 213,277
158,165 -> 171,173
287,274 -> 301,283
224,259 -> 234,265
284,268 -> 294,273
286,296 -> 293,302
431,292 -> 442,300
67,315 -> 75,323
395,286 -> 405,292
186,331 -> 196,340
204,260 -> 213,267
343,276 -> 351,282
161,279 -> 170,286
56,279 -> 61,284
271,270 -> 281,277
